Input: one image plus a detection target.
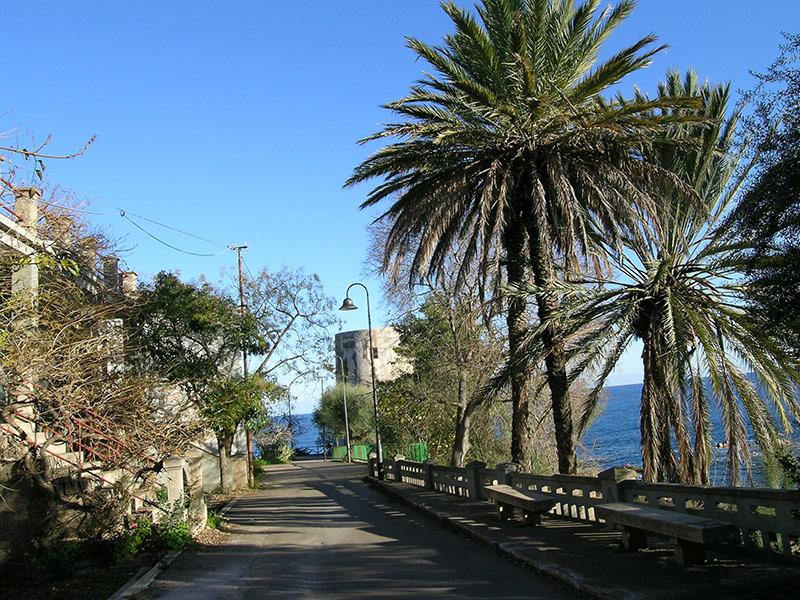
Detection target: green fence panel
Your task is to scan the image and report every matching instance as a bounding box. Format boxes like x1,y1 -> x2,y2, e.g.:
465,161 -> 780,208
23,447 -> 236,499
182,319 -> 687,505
332,446 -> 347,461
352,444 -> 375,461
407,443 -> 428,462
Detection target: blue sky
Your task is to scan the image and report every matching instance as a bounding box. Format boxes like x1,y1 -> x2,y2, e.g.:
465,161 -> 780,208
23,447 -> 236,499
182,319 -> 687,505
3,1 -> 796,410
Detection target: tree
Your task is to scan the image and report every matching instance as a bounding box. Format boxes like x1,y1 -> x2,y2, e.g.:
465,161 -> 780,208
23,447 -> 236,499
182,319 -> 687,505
366,220 -> 505,467
726,33 -> 800,357
129,272 -> 268,490
394,297 -> 504,466
201,374 -> 275,484
0,238 -> 187,546
236,266 -> 339,382
313,383 -> 374,447
530,72 -> 800,484
347,0 -> 701,473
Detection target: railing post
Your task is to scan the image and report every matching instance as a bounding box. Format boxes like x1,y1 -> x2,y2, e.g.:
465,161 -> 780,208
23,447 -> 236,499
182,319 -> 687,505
496,462 -> 521,487
393,455 -> 406,482
598,467 -> 637,503
164,455 -> 185,505
186,448 -> 207,529
466,461 -> 487,500
423,459 -> 437,490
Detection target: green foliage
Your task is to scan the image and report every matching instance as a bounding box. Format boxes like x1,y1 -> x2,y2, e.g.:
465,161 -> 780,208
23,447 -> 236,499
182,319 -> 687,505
347,0 -> 704,473
130,271 -> 267,387
129,272 -> 276,489
113,512 -> 192,561
726,33 -> 800,357
206,510 -> 225,530
203,374 -> 273,438
114,519 -> 154,562
376,376 -> 456,463
159,520 -> 192,551
777,446 -> 800,488
256,443 -> 292,464
524,71 -> 800,485
314,383 -> 374,442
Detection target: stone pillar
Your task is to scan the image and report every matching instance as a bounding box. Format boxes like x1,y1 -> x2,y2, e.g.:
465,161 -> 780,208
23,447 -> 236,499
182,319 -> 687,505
121,271 -> 138,295
392,455 -> 406,483
496,462 -> 521,486
598,467 -> 637,503
466,461 -> 487,500
164,455 -> 185,506
186,448 -> 207,529
14,188 -> 39,233
79,236 -> 98,275
11,188 -> 40,295
423,459 -> 437,490
103,256 -> 120,292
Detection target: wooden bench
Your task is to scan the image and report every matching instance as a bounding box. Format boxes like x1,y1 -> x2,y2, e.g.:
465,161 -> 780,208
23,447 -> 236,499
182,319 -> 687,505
595,502 -> 740,566
484,484 -> 555,525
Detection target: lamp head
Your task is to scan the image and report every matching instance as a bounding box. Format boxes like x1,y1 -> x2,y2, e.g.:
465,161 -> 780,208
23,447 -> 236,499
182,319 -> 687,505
339,297 -> 357,311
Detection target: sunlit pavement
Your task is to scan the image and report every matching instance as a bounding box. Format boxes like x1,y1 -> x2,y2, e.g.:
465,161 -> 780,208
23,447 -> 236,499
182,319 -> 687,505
137,460 -> 580,599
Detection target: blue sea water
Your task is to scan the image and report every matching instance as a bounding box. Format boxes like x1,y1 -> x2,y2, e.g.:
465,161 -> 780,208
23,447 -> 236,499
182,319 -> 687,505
584,382 -> 800,485
292,381 -> 796,484
581,383 -> 644,469
290,413 -> 324,452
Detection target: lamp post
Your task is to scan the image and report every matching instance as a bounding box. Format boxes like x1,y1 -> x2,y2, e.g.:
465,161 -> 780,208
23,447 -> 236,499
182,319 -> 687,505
339,282 -> 383,479
334,354 -> 352,463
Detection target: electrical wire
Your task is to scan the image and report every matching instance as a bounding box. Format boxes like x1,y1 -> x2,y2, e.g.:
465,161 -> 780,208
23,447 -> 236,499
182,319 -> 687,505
241,254 -> 258,281
120,211 -> 230,257
4,157 -> 231,256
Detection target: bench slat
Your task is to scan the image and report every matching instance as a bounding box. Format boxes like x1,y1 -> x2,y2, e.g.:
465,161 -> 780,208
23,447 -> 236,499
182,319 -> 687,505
595,502 -> 739,545
484,484 -> 555,511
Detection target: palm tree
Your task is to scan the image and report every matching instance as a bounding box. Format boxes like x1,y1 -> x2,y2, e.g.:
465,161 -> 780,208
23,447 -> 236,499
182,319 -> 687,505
541,71 -> 800,484
346,0 -> 698,472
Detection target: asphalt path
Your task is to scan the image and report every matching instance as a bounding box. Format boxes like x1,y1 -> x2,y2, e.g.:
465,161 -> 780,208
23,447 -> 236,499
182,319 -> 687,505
139,460 -> 580,599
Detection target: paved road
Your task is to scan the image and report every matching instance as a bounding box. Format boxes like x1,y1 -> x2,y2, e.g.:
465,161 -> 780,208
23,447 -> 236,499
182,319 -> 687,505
140,460 -> 580,599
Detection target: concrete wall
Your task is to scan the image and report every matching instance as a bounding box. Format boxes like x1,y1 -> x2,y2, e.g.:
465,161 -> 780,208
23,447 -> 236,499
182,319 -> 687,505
195,426 -> 249,491
334,327 -> 411,387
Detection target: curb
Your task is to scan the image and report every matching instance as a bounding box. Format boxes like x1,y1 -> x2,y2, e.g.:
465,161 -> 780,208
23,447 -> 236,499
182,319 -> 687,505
366,478 -> 632,600
107,496 -> 241,599
107,551 -> 181,600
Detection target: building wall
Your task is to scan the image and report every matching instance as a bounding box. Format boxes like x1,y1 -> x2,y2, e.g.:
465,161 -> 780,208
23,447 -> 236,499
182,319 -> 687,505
334,327 -> 411,386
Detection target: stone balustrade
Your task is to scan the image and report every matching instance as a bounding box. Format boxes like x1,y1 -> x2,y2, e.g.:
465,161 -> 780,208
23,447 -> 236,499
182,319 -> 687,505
373,456 -> 800,560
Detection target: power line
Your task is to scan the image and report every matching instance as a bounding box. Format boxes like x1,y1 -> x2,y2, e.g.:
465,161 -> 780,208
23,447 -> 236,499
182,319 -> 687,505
122,211 -> 230,257
4,157 -> 228,252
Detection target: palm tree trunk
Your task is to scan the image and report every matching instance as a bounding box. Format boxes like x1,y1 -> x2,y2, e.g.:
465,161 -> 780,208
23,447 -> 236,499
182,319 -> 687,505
504,222 -> 532,468
527,225 -> 576,474
640,330 -> 665,482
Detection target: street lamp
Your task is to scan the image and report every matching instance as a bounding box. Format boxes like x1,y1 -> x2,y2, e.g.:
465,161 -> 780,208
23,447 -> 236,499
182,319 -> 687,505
334,354 -> 352,463
339,282 -> 383,480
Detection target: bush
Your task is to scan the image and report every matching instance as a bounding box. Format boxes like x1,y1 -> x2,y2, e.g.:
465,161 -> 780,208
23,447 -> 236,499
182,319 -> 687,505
114,520 -> 153,562
206,510 -> 225,530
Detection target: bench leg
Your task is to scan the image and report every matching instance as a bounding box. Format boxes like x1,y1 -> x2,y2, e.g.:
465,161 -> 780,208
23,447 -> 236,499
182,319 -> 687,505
521,510 -> 541,526
671,538 -> 705,567
620,526 -> 647,551
496,502 -> 513,521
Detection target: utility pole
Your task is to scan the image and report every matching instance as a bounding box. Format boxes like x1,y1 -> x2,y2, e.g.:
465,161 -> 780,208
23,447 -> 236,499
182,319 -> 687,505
229,243 -> 254,486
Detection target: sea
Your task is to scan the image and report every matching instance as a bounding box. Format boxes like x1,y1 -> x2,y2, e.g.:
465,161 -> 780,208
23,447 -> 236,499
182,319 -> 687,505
290,382 -> 795,484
